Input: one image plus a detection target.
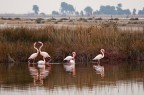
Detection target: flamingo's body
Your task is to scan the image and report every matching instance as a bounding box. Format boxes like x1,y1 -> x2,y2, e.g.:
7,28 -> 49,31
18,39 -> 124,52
28,42 -> 39,64
64,52 -> 76,64
69,60 -> 75,64
93,49 -> 105,64
40,51 -> 51,58
38,41 -> 51,62
64,56 -> 73,61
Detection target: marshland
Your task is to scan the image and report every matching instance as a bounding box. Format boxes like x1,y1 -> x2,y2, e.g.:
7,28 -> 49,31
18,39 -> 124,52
0,16 -> 144,95
0,17 -> 144,63
1,0 -> 144,95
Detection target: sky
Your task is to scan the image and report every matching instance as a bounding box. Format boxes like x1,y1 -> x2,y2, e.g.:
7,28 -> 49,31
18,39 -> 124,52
0,0 -> 144,14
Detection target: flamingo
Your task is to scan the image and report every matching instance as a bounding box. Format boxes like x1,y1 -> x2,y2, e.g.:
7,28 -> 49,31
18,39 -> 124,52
64,52 -> 76,64
38,41 -> 51,62
28,42 -> 39,64
93,49 -> 105,65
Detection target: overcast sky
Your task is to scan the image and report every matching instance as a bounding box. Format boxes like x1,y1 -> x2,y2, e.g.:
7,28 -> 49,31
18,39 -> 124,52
0,0 -> 144,14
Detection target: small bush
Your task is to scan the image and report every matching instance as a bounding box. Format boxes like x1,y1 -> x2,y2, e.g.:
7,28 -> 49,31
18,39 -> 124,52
1,17 -> 7,20
50,18 -> 56,20
109,18 -> 119,20
87,18 -> 93,20
130,18 -> 139,20
95,18 -> 102,20
60,18 -> 69,21
35,18 -> 44,24
7,18 -> 13,20
14,18 -> 21,20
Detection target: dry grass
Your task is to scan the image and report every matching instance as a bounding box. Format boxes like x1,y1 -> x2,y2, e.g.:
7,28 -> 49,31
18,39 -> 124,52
0,20 -> 35,24
0,24 -> 144,63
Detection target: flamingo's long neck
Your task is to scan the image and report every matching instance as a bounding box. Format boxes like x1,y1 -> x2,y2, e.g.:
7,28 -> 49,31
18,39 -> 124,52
43,58 -> 46,63
39,43 -> 43,53
101,51 -> 104,58
72,54 -> 76,60
34,44 -> 39,54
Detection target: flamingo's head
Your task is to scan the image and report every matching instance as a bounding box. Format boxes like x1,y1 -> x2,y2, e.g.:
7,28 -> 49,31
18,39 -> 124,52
38,41 -> 43,44
72,52 -> 76,57
100,49 -> 105,53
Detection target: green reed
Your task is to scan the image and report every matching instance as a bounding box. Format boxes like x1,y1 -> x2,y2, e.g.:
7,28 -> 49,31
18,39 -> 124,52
0,24 -> 144,63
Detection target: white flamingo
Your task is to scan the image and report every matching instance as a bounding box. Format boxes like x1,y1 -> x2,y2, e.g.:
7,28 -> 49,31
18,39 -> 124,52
64,52 -> 76,64
38,41 -> 51,61
28,42 -> 39,64
93,49 -> 105,64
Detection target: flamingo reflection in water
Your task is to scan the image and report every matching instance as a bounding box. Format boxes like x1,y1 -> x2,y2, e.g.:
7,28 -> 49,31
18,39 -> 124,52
93,65 -> 105,78
28,63 -> 51,86
63,61 -> 76,76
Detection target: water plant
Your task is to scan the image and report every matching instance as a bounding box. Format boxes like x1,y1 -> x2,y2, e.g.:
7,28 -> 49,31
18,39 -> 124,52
0,24 -> 144,63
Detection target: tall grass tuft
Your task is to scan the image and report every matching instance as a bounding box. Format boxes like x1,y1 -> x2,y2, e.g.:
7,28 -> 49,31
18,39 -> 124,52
0,24 -> 144,63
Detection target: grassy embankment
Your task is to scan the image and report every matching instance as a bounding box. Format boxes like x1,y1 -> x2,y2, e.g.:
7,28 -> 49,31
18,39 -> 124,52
0,24 -> 144,63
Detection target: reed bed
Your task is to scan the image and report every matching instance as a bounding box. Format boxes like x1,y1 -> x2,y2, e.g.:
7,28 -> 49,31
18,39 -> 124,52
0,24 -> 144,63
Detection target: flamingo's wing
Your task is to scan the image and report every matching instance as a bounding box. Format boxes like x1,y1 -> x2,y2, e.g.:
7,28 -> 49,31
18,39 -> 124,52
28,53 -> 37,59
93,54 -> 103,60
41,52 -> 51,58
69,60 -> 75,64
45,52 -> 51,57
64,56 -> 73,61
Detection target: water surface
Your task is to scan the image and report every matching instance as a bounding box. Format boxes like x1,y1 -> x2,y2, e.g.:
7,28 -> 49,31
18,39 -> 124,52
0,62 -> 144,95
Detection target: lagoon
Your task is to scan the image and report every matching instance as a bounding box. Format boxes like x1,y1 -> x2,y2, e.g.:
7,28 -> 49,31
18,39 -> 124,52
0,62 -> 144,95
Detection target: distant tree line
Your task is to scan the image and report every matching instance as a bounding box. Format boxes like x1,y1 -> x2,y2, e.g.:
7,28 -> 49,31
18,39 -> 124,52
95,3 -> 131,15
32,3 -> 144,16
60,2 -> 75,15
51,2 -> 144,16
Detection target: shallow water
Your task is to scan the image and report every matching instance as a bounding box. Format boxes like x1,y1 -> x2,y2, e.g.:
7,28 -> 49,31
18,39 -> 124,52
0,62 -> 144,95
